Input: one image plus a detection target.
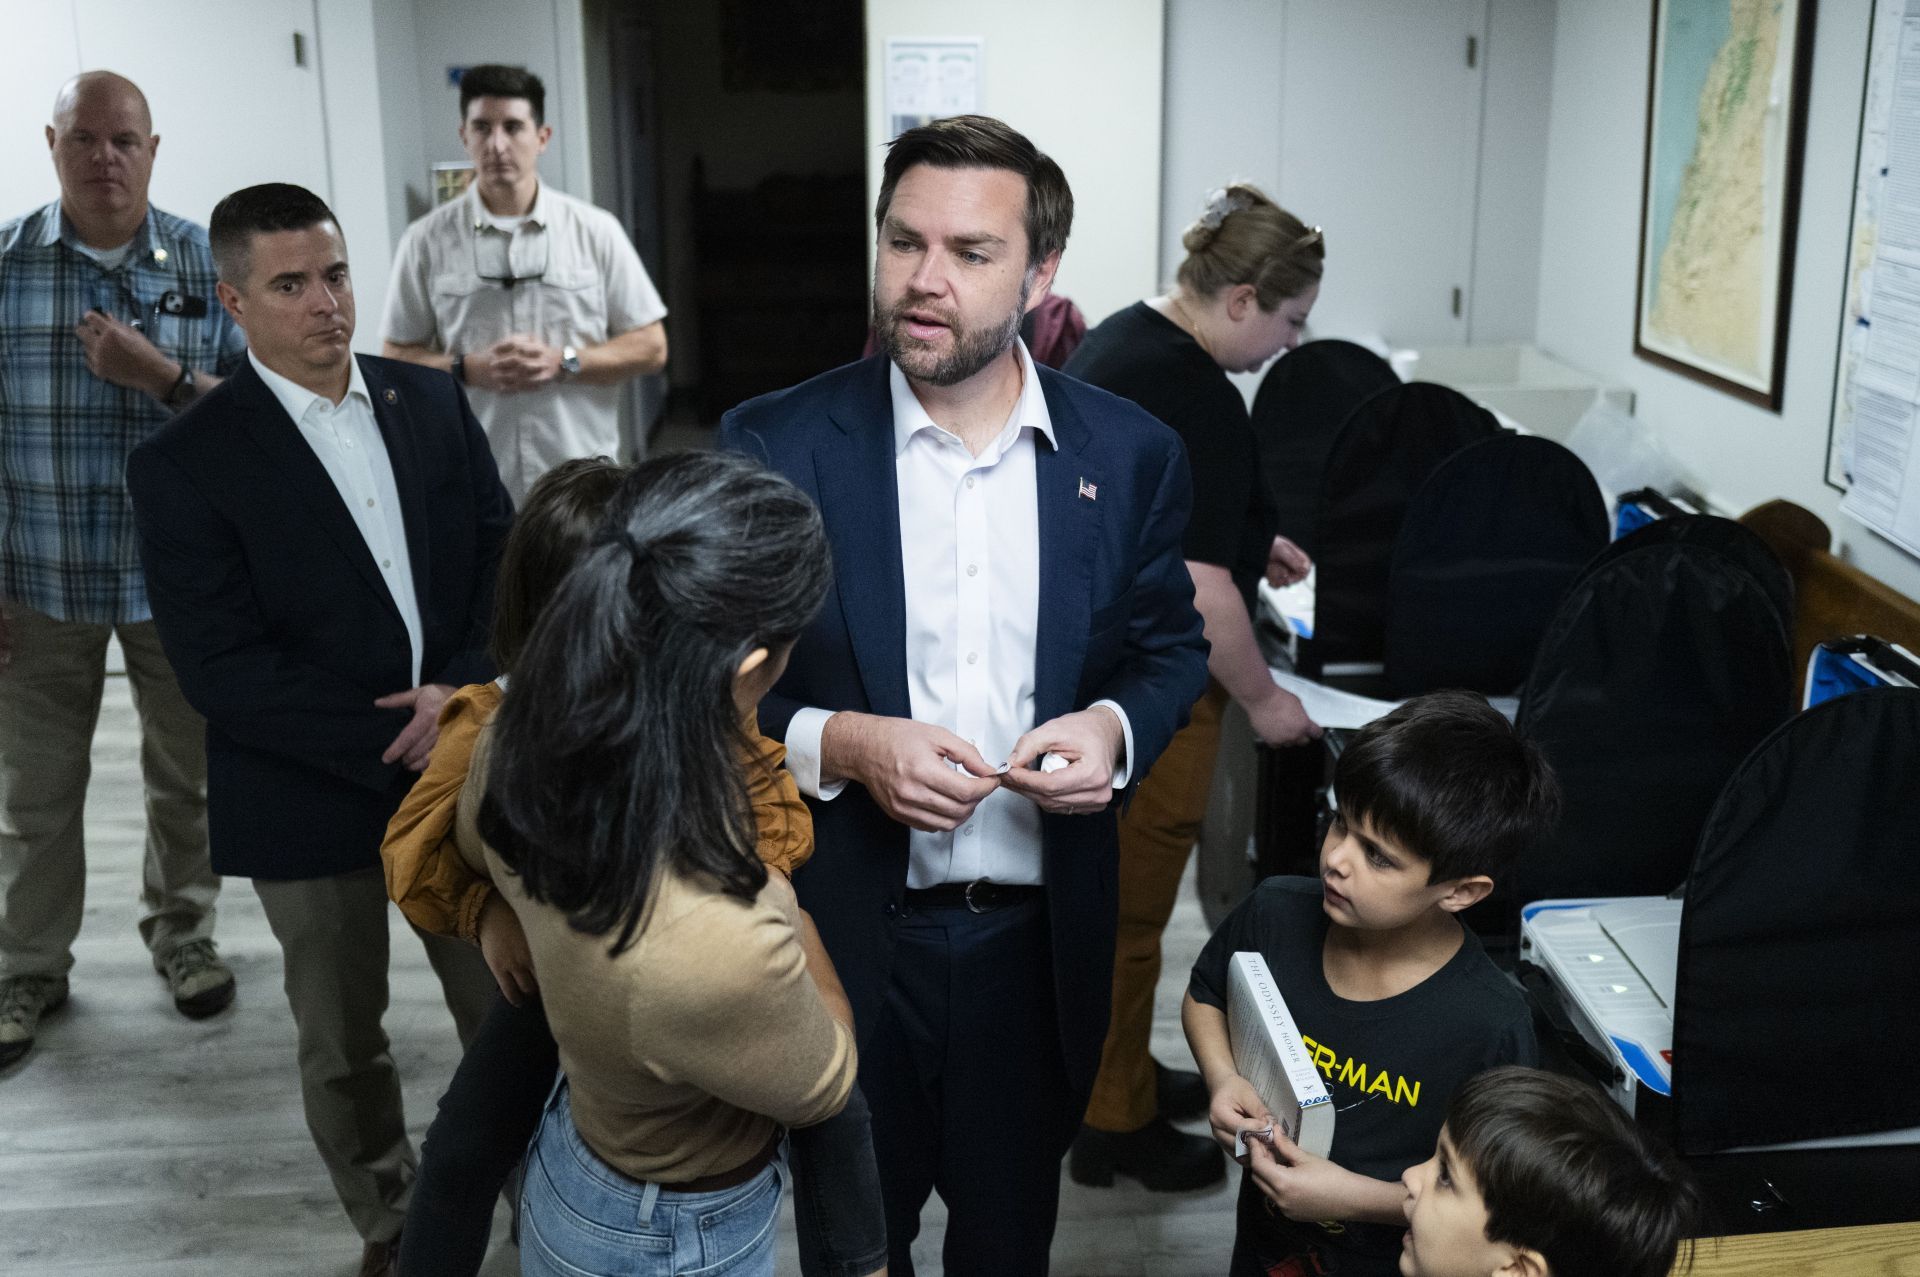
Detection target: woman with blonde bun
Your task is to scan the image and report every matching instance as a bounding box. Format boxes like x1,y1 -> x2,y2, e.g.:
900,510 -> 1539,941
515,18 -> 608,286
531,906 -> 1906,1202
1062,182 -> 1326,1192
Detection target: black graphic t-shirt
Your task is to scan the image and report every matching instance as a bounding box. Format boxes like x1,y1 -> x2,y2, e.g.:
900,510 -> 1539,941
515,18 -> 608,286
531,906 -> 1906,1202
1190,876 -> 1538,1276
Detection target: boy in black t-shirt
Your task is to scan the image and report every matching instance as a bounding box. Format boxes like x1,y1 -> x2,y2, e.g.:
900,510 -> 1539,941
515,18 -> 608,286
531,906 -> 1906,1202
1184,691 -> 1562,1277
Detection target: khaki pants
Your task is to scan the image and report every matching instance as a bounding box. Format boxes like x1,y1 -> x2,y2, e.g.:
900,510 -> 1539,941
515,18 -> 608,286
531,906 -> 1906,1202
0,603 -> 217,980
254,867 -> 497,1244
1083,682 -> 1228,1134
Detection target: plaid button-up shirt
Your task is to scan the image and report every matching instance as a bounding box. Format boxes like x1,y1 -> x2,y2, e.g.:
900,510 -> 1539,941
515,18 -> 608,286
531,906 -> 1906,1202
0,201 -> 245,623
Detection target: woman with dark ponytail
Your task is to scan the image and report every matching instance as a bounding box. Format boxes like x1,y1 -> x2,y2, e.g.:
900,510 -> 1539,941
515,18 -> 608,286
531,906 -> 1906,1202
454,451 -> 859,1276
384,452 -> 886,1277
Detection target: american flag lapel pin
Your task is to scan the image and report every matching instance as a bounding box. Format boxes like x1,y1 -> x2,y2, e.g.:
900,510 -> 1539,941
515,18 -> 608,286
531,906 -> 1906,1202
1078,477 -> 1097,501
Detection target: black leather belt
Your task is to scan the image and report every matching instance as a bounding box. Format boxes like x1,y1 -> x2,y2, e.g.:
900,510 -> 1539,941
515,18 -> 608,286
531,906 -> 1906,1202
902,879 -> 1043,913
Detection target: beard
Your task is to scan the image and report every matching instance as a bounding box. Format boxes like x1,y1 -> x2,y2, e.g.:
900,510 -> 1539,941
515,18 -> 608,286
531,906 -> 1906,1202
875,276 -> 1031,387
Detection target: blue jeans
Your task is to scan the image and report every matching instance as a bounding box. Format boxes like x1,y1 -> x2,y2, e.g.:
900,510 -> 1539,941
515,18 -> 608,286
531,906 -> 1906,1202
400,990 -> 886,1276
519,1080 -> 785,1277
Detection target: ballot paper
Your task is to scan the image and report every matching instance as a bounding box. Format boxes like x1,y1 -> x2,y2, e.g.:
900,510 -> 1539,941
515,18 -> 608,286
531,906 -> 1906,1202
1269,670 -> 1403,731
1259,573 -> 1315,639
1269,670 -> 1519,731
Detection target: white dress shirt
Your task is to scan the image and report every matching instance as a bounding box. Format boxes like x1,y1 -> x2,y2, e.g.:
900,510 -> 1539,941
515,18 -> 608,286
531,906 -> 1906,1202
249,351 -> 425,685
785,342 -> 1132,888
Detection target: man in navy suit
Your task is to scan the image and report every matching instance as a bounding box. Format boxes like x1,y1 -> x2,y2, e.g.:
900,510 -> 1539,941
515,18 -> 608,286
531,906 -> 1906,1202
125,184 -> 512,1277
721,116 -> 1209,1275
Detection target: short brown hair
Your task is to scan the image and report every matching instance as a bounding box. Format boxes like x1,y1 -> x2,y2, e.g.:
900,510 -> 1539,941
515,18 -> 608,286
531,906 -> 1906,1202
460,64 -> 545,126
1176,182 -> 1323,311
490,457 -> 627,673
875,114 -> 1073,268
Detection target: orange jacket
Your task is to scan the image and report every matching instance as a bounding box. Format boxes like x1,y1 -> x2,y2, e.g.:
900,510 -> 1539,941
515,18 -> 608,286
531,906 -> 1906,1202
380,681 -> 814,942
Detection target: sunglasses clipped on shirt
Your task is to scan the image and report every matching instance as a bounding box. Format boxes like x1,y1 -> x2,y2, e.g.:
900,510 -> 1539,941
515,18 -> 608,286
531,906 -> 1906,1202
472,220 -> 550,290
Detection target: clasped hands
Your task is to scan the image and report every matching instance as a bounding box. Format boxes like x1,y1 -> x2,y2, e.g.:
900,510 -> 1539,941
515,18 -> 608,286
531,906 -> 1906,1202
463,333 -> 564,393
824,706 -> 1125,832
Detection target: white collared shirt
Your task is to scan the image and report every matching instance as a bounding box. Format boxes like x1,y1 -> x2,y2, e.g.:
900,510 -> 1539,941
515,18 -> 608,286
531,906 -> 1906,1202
785,342 -> 1132,888
249,351 -> 424,684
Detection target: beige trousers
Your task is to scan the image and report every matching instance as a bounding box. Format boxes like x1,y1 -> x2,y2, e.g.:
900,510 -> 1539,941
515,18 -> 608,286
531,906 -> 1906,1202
1084,682 -> 1229,1133
254,866 -> 497,1243
0,603 -> 217,980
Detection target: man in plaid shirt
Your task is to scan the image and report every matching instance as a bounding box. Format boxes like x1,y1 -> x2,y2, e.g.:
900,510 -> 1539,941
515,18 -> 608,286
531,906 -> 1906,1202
0,71 -> 246,1069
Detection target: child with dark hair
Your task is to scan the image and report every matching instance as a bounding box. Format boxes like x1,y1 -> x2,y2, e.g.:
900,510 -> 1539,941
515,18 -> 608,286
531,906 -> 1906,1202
1184,690 -> 1562,1277
381,456 -> 886,1277
1399,1067 -> 1702,1277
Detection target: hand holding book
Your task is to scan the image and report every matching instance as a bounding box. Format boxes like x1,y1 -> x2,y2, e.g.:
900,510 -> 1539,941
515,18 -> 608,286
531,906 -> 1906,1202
1245,1130 -> 1410,1227
1206,1072 -> 1273,1161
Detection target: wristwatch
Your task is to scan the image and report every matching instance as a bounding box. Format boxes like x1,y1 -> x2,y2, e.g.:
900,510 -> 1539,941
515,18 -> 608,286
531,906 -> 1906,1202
164,364 -> 195,409
451,354 -> 467,384
560,345 -> 581,379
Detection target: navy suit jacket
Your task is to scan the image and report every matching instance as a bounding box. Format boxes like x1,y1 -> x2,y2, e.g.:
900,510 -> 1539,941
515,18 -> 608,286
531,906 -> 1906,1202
126,355 -> 513,881
719,355 -> 1209,1098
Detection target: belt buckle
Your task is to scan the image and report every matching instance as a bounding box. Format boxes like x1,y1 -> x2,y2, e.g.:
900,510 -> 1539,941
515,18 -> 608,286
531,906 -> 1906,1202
963,879 -> 991,913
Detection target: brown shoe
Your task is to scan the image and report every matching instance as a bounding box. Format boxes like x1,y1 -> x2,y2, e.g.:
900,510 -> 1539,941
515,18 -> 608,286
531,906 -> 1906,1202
158,939 -> 235,1019
356,1235 -> 399,1277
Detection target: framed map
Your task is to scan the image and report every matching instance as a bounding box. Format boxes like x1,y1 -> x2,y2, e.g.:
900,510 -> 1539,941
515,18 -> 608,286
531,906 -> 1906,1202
1635,0 -> 1816,410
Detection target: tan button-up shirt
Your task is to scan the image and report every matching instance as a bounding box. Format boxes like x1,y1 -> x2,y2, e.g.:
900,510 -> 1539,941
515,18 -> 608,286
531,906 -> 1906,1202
382,183 -> 666,501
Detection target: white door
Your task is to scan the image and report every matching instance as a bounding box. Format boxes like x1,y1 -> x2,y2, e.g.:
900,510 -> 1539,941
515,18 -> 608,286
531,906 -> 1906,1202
70,0 -> 330,227
1280,0 -> 1487,347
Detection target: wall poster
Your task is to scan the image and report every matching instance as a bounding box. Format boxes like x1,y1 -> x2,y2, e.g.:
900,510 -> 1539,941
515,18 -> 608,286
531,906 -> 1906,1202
1830,0 -> 1920,558
884,38 -> 983,141
1634,0 -> 1816,410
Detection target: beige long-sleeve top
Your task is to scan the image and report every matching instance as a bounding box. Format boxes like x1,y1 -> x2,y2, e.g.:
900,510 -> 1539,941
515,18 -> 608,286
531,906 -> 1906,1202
455,728 -> 856,1184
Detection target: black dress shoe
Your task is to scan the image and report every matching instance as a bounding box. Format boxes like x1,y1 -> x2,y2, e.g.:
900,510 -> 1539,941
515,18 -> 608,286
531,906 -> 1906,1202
1154,1058 -> 1210,1122
1069,1115 -> 1225,1191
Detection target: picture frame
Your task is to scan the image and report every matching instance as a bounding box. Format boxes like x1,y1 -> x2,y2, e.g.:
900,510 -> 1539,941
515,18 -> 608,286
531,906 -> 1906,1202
1634,0 -> 1816,411
430,161 -> 475,207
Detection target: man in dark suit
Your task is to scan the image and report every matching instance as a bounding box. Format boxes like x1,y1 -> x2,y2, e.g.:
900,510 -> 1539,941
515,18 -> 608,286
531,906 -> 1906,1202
720,116 -> 1209,1275
125,184 -> 512,1277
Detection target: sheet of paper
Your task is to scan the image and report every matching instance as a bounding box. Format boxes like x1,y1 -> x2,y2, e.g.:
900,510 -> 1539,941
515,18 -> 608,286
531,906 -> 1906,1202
1258,572 -> 1315,639
1269,669 -> 1404,731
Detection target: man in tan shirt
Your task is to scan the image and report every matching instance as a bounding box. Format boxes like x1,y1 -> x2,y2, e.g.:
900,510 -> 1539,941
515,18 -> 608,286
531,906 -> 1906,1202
383,64 -> 667,500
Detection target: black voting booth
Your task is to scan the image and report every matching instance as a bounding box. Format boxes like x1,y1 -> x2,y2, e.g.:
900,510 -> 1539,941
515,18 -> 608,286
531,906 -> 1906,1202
1300,382 -> 1501,676
1383,433 -> 1609,697
1493,517 -> 1798,927
1249,339 -> 1399,554
1252,391 -> 1607,882
1524,685 -> 1920,1233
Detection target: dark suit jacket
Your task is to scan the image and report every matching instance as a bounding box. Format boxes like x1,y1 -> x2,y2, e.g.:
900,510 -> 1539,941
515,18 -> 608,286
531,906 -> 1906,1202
719,355 -> 1209,1099
126,354 -> 513,881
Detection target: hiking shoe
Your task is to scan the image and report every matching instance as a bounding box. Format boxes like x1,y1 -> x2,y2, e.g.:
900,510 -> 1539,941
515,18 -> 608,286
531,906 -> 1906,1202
159,940 -> 235,1019
0,975 -> 69,1068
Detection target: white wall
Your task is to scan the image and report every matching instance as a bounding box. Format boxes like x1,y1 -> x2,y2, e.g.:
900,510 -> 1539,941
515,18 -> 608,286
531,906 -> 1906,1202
1159,0 -> 1552,353
0,0 -> 405,355
401,0 -> 592,221
864,0 -> 1166,331
1159,0 -> 1284,293
1534,0 -> 1920,602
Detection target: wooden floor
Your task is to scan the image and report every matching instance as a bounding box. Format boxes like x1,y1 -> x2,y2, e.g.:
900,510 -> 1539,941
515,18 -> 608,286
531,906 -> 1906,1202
1,670 -> 1237,1275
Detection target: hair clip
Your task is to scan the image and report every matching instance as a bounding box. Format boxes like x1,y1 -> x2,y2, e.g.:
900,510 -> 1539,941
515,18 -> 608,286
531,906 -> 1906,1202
1196,186 -> 1253,232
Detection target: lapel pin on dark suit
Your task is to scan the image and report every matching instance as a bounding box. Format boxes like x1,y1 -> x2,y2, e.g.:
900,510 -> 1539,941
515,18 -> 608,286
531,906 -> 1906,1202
383,389 -> 397,404
1078,477 -> 1098,501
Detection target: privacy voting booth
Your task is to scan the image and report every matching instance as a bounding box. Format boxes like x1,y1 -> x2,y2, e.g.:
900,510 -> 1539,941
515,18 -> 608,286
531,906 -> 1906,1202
1520,648 -> 1920,1233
